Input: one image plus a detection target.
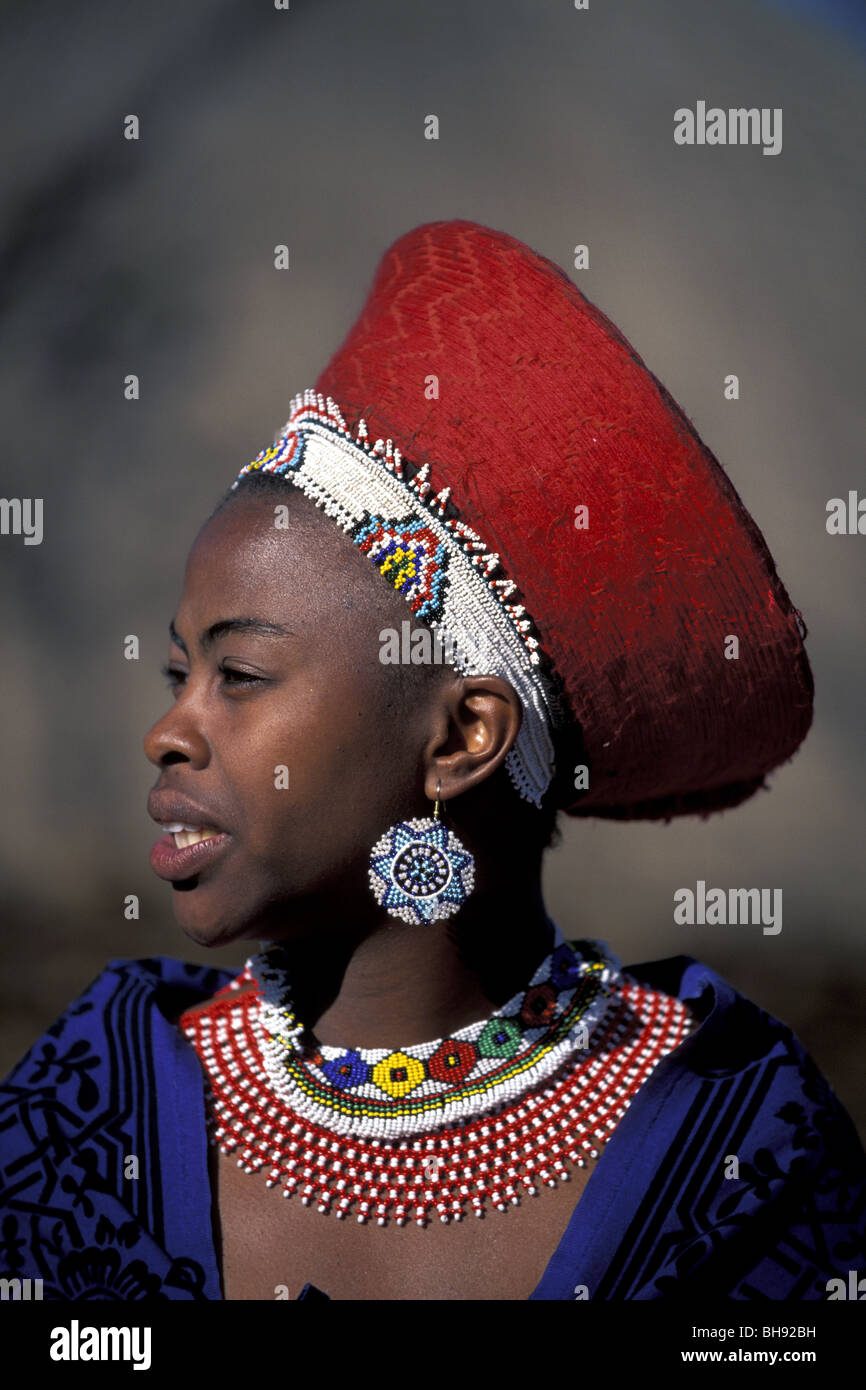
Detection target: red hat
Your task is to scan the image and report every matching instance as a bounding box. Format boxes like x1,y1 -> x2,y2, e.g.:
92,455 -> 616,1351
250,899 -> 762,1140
237,219 -> 813,821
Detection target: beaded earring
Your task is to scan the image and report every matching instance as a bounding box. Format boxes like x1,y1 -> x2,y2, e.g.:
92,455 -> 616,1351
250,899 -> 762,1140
368,781 -> 475,925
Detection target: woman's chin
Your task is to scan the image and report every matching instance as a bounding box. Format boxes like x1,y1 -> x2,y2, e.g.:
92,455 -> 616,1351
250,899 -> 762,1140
173,898 -> 259,950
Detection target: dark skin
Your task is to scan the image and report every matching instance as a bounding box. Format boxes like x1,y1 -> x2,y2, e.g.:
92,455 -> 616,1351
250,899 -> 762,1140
144,487 -> 599,1298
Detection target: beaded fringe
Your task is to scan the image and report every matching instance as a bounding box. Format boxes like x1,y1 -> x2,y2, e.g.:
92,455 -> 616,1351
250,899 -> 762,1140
234,390 -> 561,808
182,978 -> 696,1227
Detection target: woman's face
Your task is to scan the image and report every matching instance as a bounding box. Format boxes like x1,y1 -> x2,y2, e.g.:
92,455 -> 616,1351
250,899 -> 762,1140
144,488 -> 447,948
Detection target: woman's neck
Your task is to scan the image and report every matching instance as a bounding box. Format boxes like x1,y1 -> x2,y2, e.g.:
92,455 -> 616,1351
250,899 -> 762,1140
260,874 -> 557,1051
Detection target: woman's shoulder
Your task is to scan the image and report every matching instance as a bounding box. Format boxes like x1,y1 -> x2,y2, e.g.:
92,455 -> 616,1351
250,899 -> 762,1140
0,955 -> 233,1300
622,949 -> 864,1170
626,949 -> 828,1062
2,955 -> 237,1086
567,950 -> 866,1300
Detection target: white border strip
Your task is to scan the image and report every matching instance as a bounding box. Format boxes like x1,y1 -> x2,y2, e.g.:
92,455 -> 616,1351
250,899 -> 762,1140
241,411 -> 557,806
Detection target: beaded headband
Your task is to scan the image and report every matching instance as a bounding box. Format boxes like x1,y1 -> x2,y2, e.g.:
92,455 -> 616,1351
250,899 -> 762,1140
233,389 -> 566,807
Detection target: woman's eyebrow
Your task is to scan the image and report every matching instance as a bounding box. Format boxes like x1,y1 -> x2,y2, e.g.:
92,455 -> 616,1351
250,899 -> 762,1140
168,617 -> 295,653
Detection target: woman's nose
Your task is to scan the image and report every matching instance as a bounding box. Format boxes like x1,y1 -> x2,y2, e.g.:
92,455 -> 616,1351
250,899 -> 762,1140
144,700 -> 209,769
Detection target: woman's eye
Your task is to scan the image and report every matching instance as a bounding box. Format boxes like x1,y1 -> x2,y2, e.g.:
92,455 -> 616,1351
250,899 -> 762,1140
219,665 -> 263,687
159,663 -> 263,692
161,664 -> 186,691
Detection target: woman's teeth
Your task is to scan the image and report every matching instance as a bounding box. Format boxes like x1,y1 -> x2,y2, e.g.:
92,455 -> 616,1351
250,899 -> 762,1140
175,829 -> 219,849
162,823 -> 221,849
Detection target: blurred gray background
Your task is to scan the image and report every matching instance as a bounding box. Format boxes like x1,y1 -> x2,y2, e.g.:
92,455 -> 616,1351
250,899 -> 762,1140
1,0 -> 864,1133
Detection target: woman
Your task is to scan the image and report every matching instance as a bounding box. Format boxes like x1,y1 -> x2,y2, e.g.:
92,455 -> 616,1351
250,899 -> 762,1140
1,219 -> 863,1301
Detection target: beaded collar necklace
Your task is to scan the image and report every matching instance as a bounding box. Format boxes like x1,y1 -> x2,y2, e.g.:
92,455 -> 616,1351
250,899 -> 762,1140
180,926 -> 696,1226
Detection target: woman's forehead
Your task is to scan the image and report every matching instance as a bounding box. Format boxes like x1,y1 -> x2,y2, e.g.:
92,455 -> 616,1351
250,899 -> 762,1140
181,488 -> 418,639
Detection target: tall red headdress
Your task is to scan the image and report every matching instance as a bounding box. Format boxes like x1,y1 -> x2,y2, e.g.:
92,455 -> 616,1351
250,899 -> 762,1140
237,219 -> 813,820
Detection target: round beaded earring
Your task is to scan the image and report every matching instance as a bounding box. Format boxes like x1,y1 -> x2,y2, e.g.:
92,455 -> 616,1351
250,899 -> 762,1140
367,781 -> 475,924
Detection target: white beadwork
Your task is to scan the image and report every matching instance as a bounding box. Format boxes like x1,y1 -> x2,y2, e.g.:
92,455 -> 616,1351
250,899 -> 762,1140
234,391 -> 562,808
182,951 -> 698,1227
245,928 -> 622,1139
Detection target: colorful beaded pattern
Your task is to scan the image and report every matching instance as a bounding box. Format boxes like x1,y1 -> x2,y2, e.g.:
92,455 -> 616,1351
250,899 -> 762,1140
350,514 -> 452,628
367,816 -> 475,925
232,390 -> 563,807
236,933 -> 619,1138
180,932 -> 697,1226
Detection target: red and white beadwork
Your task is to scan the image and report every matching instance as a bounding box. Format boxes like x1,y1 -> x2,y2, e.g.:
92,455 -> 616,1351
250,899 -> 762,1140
248,936 -> 620,1137
180,937 -> 697,1227
233,390 -> 563,808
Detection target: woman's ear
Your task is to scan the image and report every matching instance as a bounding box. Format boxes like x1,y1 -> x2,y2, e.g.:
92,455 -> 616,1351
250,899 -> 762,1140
422,675 -> 523,801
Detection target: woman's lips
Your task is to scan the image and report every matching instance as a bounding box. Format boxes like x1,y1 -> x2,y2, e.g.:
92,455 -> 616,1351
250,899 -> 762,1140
149,829 -> 231,882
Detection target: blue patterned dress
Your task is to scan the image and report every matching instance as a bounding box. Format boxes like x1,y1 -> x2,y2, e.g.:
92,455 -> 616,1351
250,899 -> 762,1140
1,950 -> 863,1300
